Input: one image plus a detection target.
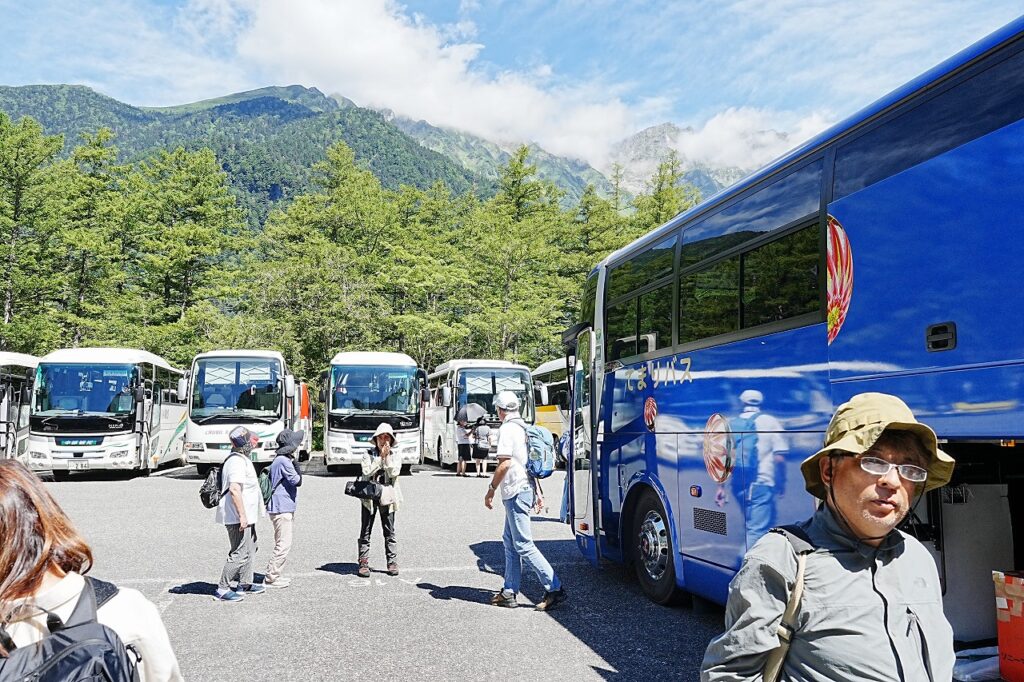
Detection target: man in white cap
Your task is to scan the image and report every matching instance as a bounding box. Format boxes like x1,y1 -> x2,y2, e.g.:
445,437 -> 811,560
484,390 -> 566,611
736,389 -> 788,549
702,392 -> 955,681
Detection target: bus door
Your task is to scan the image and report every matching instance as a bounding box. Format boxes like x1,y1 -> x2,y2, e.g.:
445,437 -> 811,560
569,329 -> 601,565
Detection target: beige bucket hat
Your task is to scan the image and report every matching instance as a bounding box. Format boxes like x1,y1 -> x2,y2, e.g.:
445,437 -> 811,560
801,392 -> 955,499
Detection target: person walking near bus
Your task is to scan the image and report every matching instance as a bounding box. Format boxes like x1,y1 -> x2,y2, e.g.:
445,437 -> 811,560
472,420 -> 491,477
0,460 -> 183,681
263,428 -> 304,588
215,426 -> 265,602
455,416 -> 472,477
701,392 -> 956,681
357,423 -> 403,578
483,391 -> 566,611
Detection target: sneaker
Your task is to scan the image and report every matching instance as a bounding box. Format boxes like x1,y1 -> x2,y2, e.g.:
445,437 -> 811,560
491,591 -> 518,608
535,587 -> 567,612
239,583 -> 266,595
213,589 -> 244,602
387,563 -> 399,577
265,577 -> 291,588
357,562 -> 370,578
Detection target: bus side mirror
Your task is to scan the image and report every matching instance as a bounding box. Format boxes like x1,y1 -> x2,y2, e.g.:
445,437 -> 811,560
538,384 -> 549,406
441,386 -> 452,407
319,369 -> 328,381
318,387 -> 327,404
177,378 -> 187,400
284,375 -> 296,398
421,388 -> 430,404
133,386 -> 146,403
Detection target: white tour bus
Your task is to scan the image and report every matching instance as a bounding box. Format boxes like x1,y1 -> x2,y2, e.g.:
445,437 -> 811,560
321,352 -> 426,475
179,350 -> 311,476
424,359 -> 535,467
26,348 -> 186,478
1,352 -> 38,461
532,358 -> 571,464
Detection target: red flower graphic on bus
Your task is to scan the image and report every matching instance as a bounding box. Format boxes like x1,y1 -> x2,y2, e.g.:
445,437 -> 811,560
826,215 -> 853,345
644,397 -> 658,432
702,413 -> 734,483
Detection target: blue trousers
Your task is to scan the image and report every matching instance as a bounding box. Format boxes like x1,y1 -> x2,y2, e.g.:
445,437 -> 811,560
502,486 -> 560,595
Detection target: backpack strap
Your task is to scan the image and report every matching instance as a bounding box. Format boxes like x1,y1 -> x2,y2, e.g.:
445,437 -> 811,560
762,525 -> 815,682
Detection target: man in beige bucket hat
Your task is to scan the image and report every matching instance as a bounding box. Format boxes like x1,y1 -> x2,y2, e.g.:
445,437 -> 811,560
702,392 -> 956,681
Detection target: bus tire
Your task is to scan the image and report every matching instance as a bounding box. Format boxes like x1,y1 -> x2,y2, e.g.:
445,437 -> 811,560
51,470 -> 70,482
327,465 -> 342,475
196,464 -> 212,478
401,464 -> 412,476
632,490 -> 684,606
436,438 -> 446,468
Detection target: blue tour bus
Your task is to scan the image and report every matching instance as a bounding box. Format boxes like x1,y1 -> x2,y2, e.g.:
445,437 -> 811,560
563,16 -> 1024,644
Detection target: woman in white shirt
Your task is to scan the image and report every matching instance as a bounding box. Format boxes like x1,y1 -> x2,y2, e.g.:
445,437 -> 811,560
0,459 -> 182,681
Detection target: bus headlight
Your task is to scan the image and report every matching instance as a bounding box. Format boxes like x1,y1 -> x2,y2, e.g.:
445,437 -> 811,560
29,451 -> 47,460
110,450 -> 130,459
185,442 -> 205,451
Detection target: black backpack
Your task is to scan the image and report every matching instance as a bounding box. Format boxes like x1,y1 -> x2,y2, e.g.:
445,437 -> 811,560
199,452 -> 242,509
0,577 -> 140,682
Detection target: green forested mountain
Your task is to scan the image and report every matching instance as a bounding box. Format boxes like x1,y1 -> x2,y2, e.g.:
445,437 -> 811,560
0,84 -> 492,227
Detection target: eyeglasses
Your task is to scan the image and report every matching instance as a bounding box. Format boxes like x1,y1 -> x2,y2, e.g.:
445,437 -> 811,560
857,455 -> 928,483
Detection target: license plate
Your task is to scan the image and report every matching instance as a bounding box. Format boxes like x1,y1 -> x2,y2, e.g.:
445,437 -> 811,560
68,461 -> 89,470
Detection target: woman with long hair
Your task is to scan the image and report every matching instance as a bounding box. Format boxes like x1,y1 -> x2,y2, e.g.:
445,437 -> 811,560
0,460 -> 181,681
356,423 -> 404,578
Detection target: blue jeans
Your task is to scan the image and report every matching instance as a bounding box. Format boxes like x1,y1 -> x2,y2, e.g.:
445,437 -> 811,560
502,486 -> 560,595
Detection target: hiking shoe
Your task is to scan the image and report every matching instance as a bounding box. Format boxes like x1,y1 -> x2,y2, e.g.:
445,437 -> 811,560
239,583 -> 266,595
387,563 -> 399,577
213,589 -> 244,602
357,562 -> 371,578
265,577 -> 291,588
535,588 -> 567,612
491,591 -> 518,608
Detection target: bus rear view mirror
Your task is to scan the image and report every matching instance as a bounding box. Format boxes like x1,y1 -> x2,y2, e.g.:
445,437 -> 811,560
318,387 -> 327,404
285,375 -> 296,398
441,385 -> 453,408
421,388 -> 431,404
133,386 -> 146,403
177,378 -> 188,400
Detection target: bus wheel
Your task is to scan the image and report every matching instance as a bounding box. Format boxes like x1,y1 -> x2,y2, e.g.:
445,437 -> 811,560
436,439 -> 446,468
327,465 -> 342,475
633,491 -> 683,606
51,470 -> 70,482
401,464 -> 412,476
196,464 -> 212,478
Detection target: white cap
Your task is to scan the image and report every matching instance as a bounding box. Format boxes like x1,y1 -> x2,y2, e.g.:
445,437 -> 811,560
493,391 -> 521,411
739,389 -> 763,406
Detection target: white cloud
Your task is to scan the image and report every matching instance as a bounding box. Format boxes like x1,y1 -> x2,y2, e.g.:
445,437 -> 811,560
229,0 -> 655,164
674,107 -> 836,170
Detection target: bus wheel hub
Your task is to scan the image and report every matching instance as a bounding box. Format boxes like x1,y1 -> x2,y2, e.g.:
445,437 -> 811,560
639,510 -> 668,580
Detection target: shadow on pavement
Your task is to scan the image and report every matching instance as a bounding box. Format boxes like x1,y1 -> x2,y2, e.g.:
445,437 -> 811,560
416,582 -> 494,604
169,581 -> 218,596
469,538 -> 723,678
317,562 -> 359,576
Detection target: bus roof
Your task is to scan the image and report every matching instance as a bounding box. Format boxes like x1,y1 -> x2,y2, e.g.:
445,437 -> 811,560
600,16 -> 1024,270
38,348 -> 181,373
192,349 -> 286,362
0,352 -> 39,370
430,359 -> 530,377
329,351 -> 417,367
532,358 -> 567,377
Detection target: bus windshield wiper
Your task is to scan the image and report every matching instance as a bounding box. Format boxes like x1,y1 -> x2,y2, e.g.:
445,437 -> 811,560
40,410 -> 80,425
83,413 -> 128,423
193,413 -> 241,425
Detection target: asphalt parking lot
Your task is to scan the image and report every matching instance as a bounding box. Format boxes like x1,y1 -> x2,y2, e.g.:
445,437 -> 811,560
44,459 -> 724,680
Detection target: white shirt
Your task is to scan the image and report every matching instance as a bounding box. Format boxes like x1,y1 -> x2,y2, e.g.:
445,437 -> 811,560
496,413 -> 530,501
4,572 -> 183,682
455,423 -> 472,445
215,452 -> 261,524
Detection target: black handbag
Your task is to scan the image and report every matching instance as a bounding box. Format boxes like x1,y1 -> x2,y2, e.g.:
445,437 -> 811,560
345,480 -> 383,500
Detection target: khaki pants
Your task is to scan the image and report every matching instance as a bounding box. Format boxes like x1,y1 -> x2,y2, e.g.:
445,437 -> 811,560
265,512 -> 294,583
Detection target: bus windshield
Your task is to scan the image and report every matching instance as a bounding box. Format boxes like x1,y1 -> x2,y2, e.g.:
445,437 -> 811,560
33,363 -> 138,415
191,357 -> 283,420
458,369 -> 533,421
330,365 -> 419,415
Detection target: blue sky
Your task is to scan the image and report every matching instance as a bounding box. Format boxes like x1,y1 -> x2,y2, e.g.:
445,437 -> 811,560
1,0 -> 1021,169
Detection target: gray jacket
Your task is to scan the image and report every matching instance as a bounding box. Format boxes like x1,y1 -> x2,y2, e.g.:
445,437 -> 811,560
701,505 -> 954,681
